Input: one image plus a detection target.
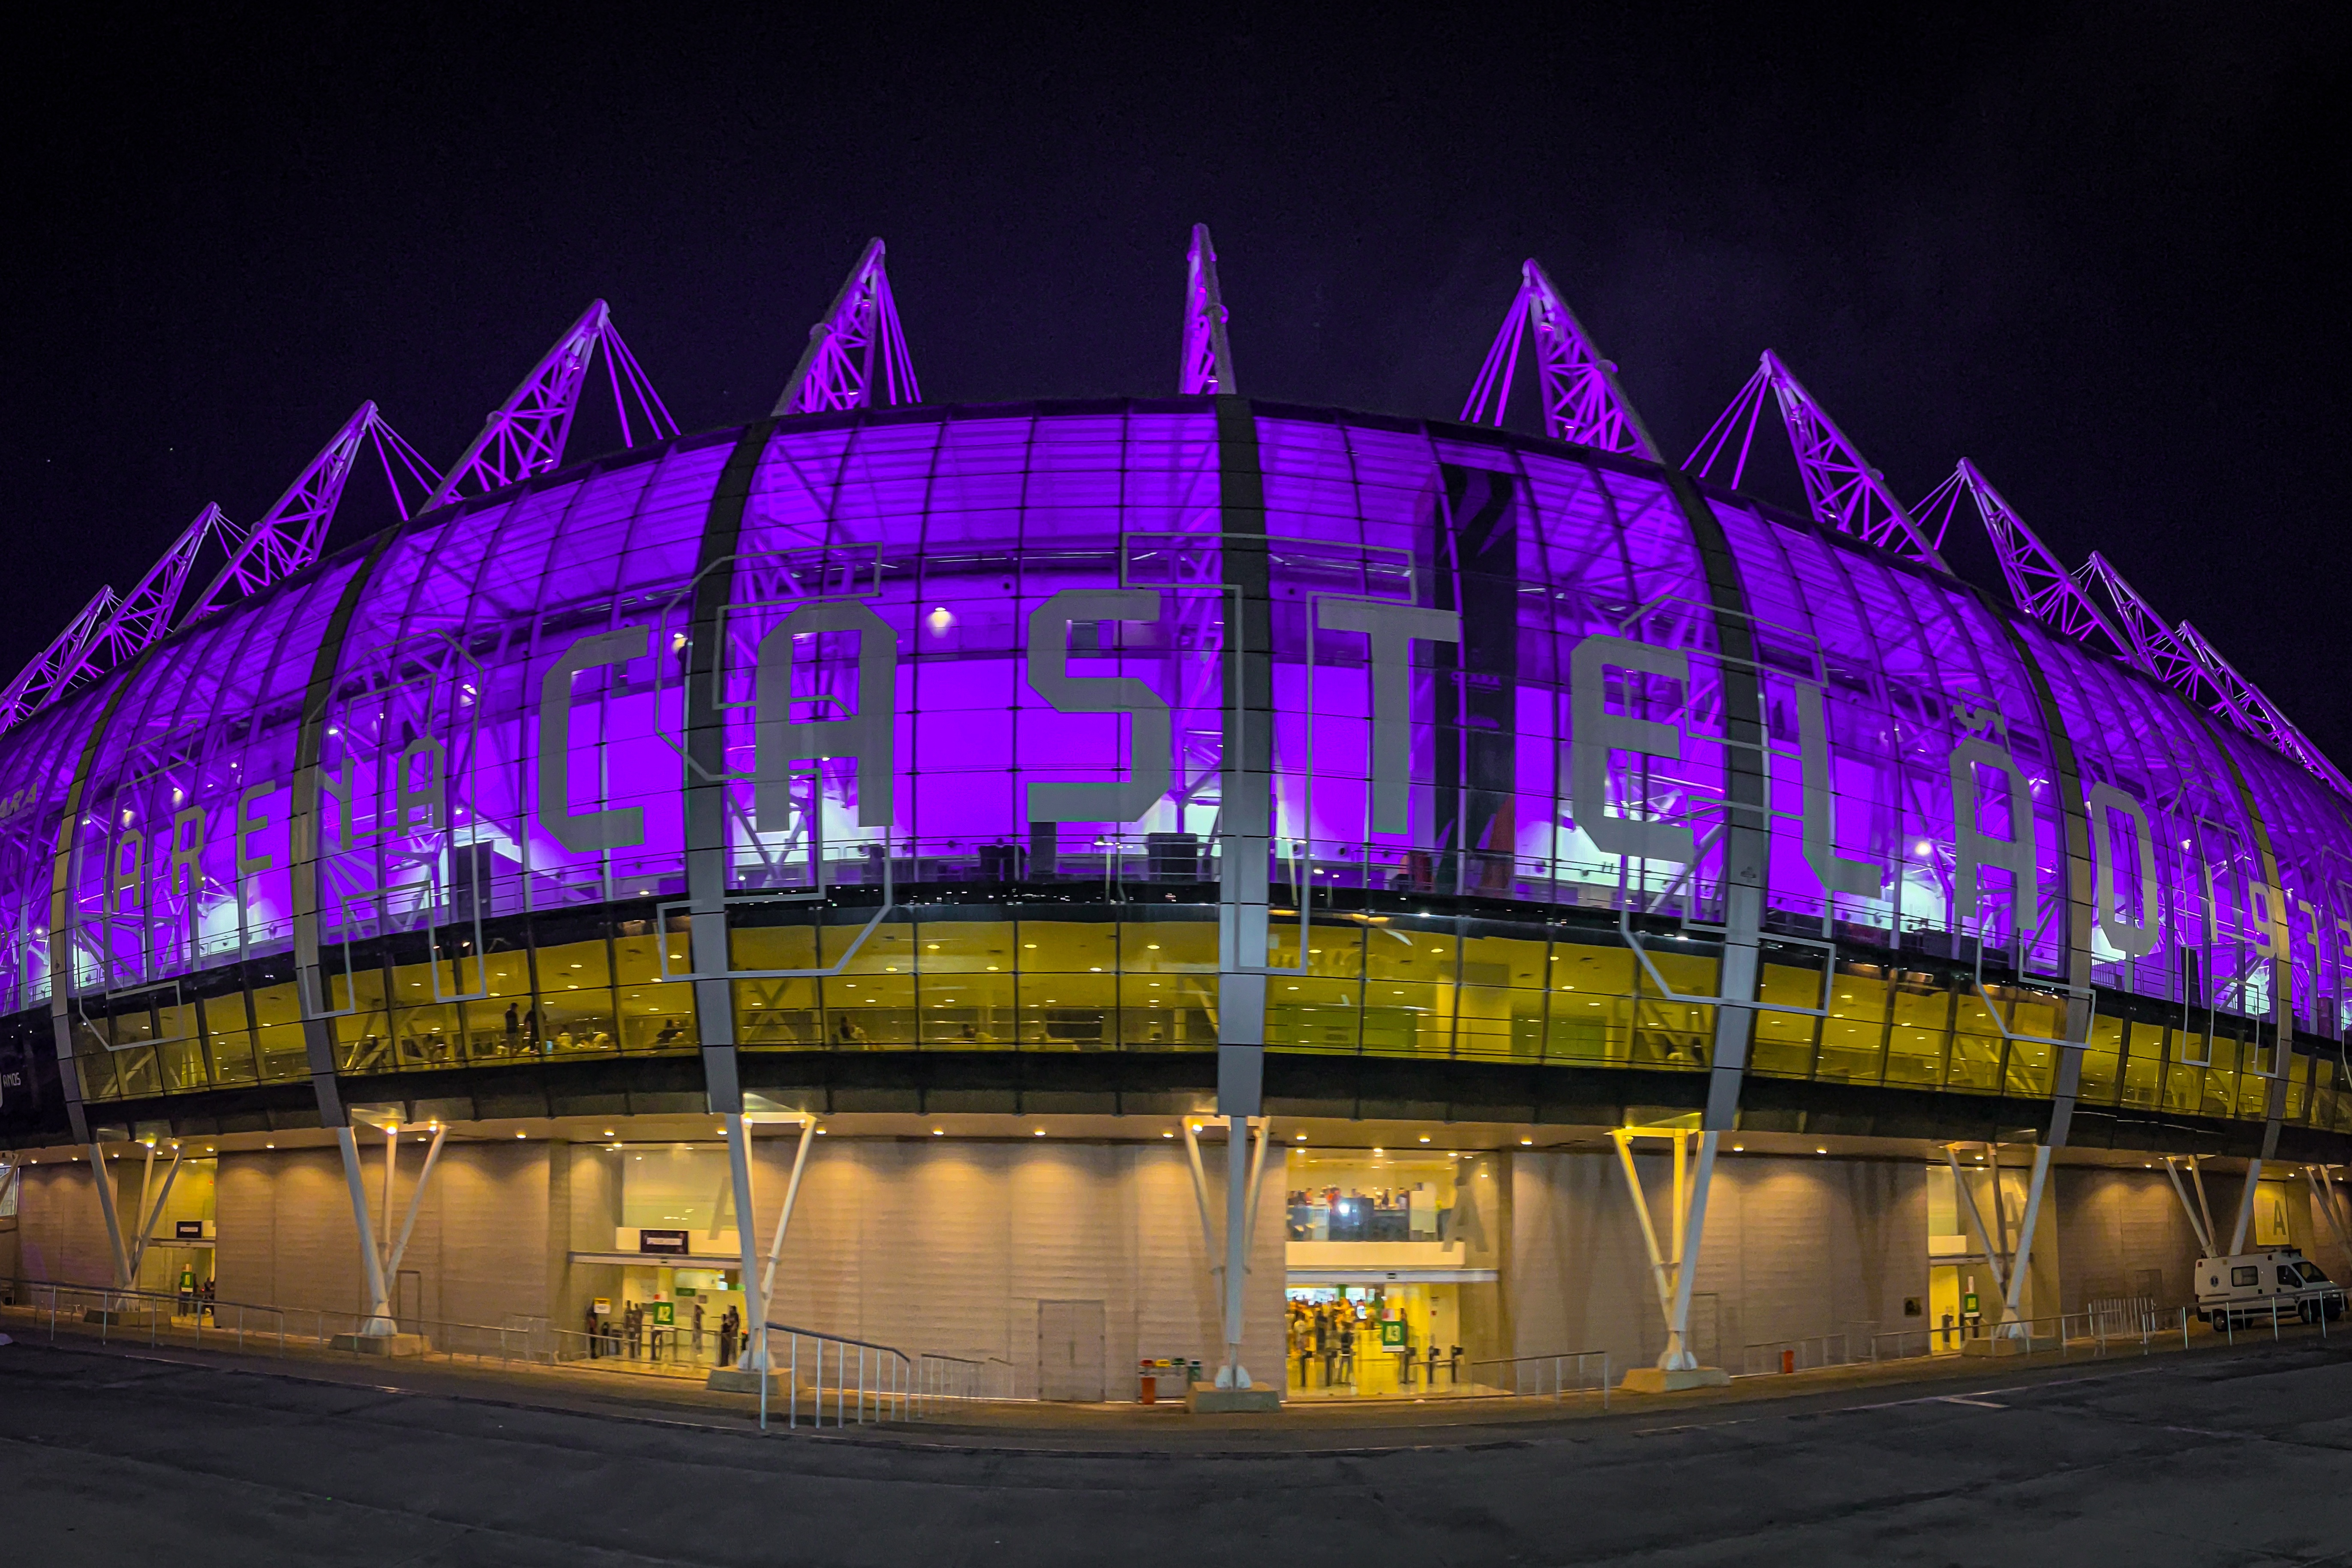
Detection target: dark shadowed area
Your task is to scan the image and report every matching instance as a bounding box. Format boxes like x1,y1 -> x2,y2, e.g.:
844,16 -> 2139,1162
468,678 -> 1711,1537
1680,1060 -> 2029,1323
2,5 -> 2347,751
4,1335 -> 2352,1565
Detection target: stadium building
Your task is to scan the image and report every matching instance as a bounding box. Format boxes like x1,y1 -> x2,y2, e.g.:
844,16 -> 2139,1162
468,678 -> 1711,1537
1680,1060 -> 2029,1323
3,229 -> 2350,1400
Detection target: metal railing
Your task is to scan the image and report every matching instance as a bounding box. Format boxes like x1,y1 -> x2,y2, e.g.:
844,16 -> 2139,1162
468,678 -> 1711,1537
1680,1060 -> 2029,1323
2208,1287 -> 2343,1344
1743,1333 -> 1857,1375
757,1321 -> 914,1430
1469,1349 -> 1610,1408
917,1351 -> 1021,1405
1,1277 -> 554,1370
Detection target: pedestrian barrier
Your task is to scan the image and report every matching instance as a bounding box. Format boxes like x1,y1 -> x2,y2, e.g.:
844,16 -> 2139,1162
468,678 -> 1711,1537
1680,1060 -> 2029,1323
1469,1349 -> 1610,1407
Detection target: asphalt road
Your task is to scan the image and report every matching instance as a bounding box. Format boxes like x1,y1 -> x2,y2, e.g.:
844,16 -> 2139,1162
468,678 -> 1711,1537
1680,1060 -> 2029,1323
3,1336 -> 2349,1566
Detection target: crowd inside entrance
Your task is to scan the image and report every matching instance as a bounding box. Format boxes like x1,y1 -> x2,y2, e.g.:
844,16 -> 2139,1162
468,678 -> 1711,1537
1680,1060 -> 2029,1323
1285,1283 -> 1481,1398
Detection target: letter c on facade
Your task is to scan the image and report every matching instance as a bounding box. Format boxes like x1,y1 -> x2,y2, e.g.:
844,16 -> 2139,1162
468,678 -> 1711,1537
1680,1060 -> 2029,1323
538,626 -> 649,853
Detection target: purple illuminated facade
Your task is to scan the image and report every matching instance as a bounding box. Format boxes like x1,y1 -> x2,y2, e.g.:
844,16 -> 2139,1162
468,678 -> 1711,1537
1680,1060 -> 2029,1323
12,246 -> 2352,1396
4,258 -> 2351,1167
0,395 -> 2343,1142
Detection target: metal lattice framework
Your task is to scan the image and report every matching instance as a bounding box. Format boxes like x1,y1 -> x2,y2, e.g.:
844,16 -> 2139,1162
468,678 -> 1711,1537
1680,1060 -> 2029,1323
0,586 -> 120,729
1179,223 -> 1238,396
2072,552 -> 2351,793
1686,351 -> 1948,571
1915,460 -> 2130,658
774,240 -> 921,416
91,505 -> 225,667
1461,258 -> 1658,458
0,506 -> 222,729
433,300 -> 679,508
179,403 -> 439,630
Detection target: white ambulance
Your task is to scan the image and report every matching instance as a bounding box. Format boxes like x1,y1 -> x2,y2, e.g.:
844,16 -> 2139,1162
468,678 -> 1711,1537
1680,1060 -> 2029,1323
2195,1248 -> 2344,1329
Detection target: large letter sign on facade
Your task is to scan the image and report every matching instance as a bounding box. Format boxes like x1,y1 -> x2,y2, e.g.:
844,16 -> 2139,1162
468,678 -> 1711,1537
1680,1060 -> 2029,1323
1570,635 -> 1694,865
538,626 -> 652,853
2087,781 -> 2161,958
1949,736 -> 2037,940
1313,599 -> 1462,834
1796,682 -> 1883,898
1024,589 -> 1170,824
755,600 -> 898,830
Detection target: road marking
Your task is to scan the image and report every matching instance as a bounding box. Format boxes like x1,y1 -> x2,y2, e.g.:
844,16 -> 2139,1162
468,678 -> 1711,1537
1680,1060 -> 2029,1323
1939,1396 -> 2008,1409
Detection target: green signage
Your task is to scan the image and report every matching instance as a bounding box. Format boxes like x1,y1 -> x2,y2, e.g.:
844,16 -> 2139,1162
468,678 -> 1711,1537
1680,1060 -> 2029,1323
1380,1319 -> 1407,1349
652,1301 -> 675,1326
1962,1292 -> 1980,1316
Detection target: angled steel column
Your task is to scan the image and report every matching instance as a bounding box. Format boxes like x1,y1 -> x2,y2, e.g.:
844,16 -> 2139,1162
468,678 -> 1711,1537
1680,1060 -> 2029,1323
45,643 -> 170,1148
1660,469 -> 1769,1140
2199,732 -> 2293,1255
1976,598 -> 2102,1335
683,420 -> 780,1117
333,1123 -> 395,1334
723,1113 -> 771,1371
85,1143 -> 131,1291
1211,394 -> 1271,1385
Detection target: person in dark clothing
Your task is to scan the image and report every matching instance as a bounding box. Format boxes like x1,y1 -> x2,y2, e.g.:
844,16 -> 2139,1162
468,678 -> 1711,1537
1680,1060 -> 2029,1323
504,1003 -> 520,1051
718,1305 -> 739,1367
586,1302 -> 602,1358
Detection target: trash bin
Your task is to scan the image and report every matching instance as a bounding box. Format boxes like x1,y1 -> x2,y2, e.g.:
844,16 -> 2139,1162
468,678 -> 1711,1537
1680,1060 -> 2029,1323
1138,1359 -> 1157,1404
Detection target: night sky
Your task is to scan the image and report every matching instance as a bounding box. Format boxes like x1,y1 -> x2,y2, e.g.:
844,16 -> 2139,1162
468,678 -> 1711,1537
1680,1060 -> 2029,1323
4,8 -> 2346,755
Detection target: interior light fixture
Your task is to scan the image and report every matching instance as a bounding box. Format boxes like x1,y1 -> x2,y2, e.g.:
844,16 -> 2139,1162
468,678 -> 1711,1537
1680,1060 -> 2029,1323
1520,1137 -> 1532,1145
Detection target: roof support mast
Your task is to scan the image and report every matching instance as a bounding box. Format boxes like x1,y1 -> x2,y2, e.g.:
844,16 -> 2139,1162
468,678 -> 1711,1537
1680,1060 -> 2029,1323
773,239 -> 921,415
1914,460 -> 2133,660
1686,351 -> 1949,572
179,403 -> 439,629
1180,223 -> 1238,395
432,300 -> 679,508
1461,258 -> 1658,458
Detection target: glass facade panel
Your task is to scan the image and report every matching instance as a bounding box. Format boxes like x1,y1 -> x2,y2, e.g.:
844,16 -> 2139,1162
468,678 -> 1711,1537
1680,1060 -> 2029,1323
4,402 -> 2346,1143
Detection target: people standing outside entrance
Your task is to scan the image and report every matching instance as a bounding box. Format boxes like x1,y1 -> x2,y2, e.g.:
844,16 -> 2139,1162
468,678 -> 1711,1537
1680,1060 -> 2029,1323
585,1302 -> 602,1358
692,1301 -> 706,1362
718,1305 -> 739,1367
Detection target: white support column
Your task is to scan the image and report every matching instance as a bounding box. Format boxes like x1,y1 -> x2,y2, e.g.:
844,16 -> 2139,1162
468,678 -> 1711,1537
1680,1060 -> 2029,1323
334,1124 -> 395,1334
2229,1158 -> 2265,1256
757,1114 -> 818,1309
380,1124 -> 448,1286
1180,1114 -> 1269,1389
87,1143 -> 131,1293
1997,1144 -> 2054,1339
1947,1145 -> 2013,1307
126,1146 -> 184,1286
1611,1126 -> 1724,1382
723,1113 -> 771,1372
2163,1155 -> 2217,1256
380,1121 -> 399,1271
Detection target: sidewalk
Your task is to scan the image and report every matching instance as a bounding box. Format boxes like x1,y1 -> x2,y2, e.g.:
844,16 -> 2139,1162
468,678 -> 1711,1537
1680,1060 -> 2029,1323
4,1299 -> 2341,1454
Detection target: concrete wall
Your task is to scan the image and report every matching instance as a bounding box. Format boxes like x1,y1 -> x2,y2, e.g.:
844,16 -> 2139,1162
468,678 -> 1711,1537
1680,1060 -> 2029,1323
8,1133 -> 1282,1395
2052,1167 -> 2209,1310
1508,1150 -> 1926,1373
754,1136 -> 1286,1398
10,1157 -> 120,1286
